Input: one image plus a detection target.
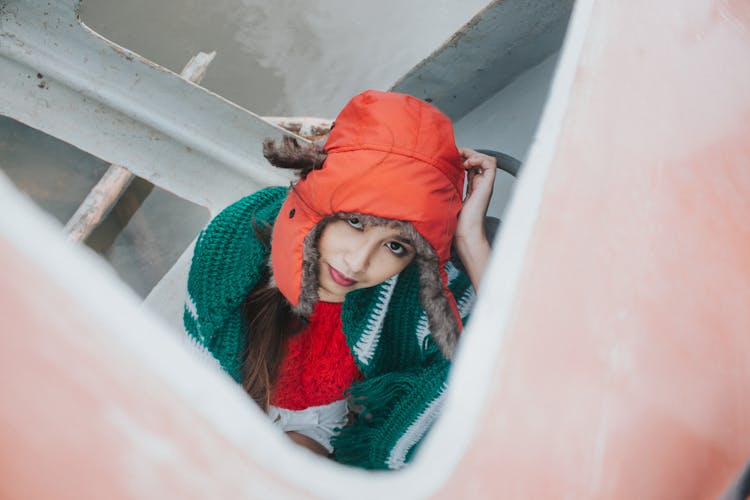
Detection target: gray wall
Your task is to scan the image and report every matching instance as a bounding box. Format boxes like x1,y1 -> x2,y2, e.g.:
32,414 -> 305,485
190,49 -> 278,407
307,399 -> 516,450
454,53 -> 560,220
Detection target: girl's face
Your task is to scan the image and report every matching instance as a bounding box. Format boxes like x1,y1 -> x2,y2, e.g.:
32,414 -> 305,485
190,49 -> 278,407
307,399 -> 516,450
317,216 -> 416,303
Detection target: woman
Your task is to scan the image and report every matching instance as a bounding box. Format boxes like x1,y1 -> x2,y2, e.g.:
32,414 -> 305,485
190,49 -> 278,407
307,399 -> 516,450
184,90 -> 496,469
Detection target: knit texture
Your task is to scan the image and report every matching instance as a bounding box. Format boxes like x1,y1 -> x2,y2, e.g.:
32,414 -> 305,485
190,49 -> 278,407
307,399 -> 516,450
272,301 -> 361,410
183,186 -> 287,382
184,187 -> 475,469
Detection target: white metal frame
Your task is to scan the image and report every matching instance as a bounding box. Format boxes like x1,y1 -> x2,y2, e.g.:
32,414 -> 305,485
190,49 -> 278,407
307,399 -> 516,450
0,0 -> 293,215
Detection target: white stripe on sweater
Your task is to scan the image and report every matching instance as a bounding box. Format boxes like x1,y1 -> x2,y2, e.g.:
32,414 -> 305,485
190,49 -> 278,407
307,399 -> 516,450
415,314 -> 431,350
353,274 -> 398,366
445,260 -> 460,283
416,262 -> 470,350
386,385 -> 447,469
456,285 -> 476,318
183,331 -> 224,374
185,290 -> 199,322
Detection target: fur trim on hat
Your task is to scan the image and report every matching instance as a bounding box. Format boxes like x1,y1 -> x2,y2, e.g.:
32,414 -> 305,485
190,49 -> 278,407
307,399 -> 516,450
398,223 -> 461,359
293,214 -> 334,318
284,212 -> 460,358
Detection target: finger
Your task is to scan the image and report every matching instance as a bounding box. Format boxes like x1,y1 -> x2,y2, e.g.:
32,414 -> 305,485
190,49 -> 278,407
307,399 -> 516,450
466,168 -> 479,197
465,170 -> 474,197
460,149 -> 485,167
462,156 -> 483,169
466,156 -> 496,172
468,166 -> 486,183
458,147 -> 476,159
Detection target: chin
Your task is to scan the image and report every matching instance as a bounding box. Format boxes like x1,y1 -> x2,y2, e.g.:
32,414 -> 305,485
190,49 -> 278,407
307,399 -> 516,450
318,284 -> 346,303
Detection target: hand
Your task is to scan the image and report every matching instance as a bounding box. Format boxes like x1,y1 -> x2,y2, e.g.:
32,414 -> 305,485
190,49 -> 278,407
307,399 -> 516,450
457,148 -> 497,240
455,148 -> 497,291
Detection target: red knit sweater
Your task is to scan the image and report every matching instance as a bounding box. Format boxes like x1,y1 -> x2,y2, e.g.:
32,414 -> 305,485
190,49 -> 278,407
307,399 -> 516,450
271,301 -> 362,410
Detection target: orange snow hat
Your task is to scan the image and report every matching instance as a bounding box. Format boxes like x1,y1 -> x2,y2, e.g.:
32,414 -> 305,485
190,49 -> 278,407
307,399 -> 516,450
271,90 -> 466,356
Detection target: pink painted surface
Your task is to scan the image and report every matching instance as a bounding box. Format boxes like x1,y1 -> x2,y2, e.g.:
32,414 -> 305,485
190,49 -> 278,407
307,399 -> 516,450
3,0 -> 750,498
0,240 -> 309,499
437,0 -> 750,497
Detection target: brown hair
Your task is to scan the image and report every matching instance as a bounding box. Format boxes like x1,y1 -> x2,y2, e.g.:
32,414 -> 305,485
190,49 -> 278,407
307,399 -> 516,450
241,137 -> 325,411
241,222 -> 306,412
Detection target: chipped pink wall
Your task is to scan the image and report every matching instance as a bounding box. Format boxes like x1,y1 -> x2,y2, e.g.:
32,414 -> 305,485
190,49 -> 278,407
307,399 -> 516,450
0,240 -> 309,499
438,0 -> 750,497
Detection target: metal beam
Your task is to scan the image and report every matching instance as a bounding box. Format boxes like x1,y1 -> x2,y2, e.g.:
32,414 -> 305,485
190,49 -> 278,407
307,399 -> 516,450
391,0 -> 573,120
0,0 -> 294,214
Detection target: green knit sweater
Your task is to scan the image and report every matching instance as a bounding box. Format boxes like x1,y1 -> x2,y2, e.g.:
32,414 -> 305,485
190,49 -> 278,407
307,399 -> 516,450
184,186 -> 475,469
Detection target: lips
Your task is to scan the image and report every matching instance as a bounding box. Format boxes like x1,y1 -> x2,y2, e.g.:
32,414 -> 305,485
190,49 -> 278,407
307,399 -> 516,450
328,264 -> 357,287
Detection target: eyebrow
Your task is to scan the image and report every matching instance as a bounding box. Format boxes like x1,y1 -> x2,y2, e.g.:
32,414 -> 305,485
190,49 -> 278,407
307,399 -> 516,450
392,235 -> 414,247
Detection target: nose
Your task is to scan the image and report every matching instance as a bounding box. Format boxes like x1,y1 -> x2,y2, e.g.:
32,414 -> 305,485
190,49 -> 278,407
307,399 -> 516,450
343,242 -> 373,276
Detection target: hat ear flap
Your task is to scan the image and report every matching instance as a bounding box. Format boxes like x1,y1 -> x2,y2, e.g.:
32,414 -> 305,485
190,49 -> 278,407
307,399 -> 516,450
295,216 -> 336,317
399,225 -> 461,359
414,252 -> 461,359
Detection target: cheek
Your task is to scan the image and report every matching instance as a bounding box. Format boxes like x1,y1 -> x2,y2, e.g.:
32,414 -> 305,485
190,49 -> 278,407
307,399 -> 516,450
371,253 -> 413,282
317,223 -> 347,260
317,236 -> 331,262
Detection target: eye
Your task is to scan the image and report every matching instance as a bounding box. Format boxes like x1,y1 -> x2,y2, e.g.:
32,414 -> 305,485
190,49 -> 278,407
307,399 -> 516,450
347,217 -> 363,230
385,241 -> 406,256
